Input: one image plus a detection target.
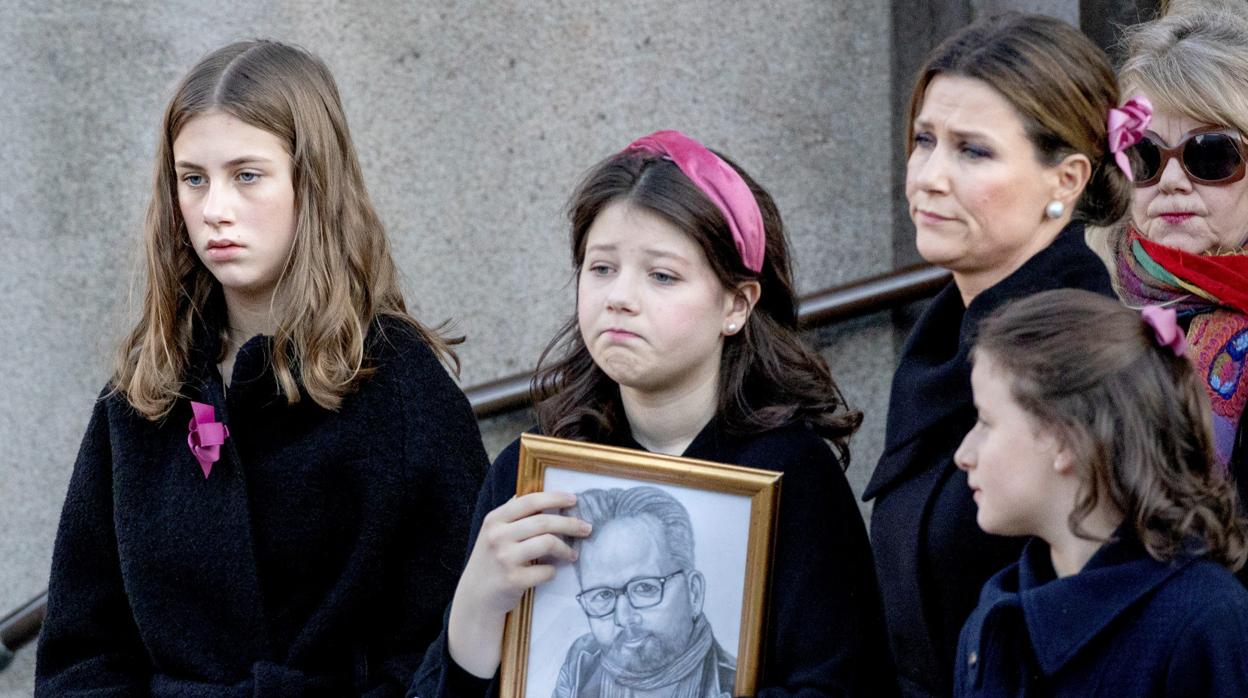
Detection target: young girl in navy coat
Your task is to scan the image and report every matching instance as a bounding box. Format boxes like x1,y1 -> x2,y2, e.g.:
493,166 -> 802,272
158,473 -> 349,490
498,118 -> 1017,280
35,40 -> 488,696
953,289 -> 1248,697
410,131 -> 895,696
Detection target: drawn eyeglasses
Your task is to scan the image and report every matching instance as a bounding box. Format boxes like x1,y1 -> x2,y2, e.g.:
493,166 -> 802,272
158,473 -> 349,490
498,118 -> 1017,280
575,570 -> 687,618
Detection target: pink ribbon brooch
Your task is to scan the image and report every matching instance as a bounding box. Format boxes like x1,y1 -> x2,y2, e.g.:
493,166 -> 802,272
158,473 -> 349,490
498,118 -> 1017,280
187,401 -> 229,478
1141,305 -> 1187,357
1108,96 -> 1153,182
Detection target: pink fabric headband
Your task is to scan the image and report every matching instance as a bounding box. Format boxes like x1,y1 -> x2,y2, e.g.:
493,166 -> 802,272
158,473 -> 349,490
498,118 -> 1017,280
1108,96 -> 1153,181
1141,305 -> 1186,357
624,130 -> 766,273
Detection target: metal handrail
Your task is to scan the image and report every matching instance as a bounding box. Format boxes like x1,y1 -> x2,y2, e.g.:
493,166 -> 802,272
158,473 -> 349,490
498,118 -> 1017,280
463,263 -> 951,419
0,593 -> 45,670
0,263 -> 949,669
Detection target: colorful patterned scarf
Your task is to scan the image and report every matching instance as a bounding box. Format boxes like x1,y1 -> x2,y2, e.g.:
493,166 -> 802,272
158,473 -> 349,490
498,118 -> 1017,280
1117,226 -> 1248,469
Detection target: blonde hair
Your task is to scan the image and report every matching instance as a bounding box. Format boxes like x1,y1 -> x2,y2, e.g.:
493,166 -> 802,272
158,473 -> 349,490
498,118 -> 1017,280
114,40 -> 456,419
1119,2 -> 1248,138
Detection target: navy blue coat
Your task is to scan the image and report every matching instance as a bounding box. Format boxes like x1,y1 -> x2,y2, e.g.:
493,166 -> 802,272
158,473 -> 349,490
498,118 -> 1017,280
955,534 -> 1248,697
863,222 -> 1116,697
410,419 -> 897,697
36,317 -> 488,696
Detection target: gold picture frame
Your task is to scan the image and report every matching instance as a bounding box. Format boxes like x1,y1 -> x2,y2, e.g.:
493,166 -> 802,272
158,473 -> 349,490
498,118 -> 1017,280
499,433 -> 782,697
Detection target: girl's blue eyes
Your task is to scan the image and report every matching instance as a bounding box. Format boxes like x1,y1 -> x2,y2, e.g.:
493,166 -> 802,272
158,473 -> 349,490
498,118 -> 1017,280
180,172 -> 261,186
584,265 -> 678,284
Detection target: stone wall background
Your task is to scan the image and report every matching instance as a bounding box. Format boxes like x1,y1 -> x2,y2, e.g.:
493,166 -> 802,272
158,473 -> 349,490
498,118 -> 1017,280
2,0 -> 1109,692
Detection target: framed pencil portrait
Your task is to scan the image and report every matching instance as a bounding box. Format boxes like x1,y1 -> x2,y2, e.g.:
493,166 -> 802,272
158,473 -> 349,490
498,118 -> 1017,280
499,433 -> 782,698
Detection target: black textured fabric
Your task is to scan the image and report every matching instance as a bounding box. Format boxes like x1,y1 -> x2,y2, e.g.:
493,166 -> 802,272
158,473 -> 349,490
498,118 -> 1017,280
36,318 -> 488,697
410,419 -> 897,697
863,222 -> 1116,698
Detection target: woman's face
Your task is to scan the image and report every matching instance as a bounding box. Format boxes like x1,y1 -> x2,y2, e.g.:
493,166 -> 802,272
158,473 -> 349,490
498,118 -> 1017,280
1129,100 -> 1248,255
576,201 -> 740,402
906,75 -> 1070,298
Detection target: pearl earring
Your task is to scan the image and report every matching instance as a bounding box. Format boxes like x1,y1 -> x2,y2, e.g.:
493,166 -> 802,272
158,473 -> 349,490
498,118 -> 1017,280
726,323 -> 738,334
1045,200 -> 1065,219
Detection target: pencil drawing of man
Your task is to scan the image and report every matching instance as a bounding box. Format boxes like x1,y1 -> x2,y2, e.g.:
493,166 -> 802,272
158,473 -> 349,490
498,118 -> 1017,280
554,486 -> 736,698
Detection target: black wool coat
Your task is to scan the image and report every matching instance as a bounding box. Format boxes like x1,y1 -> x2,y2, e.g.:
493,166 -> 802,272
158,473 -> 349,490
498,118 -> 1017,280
36,318 -> 488,697
862,222 -> 1115,698
955,533 -> 1248,697
410,419 -> 898,698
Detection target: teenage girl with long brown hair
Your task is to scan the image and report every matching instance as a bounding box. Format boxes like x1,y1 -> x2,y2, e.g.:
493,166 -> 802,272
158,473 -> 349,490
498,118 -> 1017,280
35,40 -> 487,696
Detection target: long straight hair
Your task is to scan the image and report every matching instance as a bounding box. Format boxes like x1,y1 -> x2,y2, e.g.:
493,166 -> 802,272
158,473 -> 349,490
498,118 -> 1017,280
113,40 -> 455,419
533,147 -> 862,466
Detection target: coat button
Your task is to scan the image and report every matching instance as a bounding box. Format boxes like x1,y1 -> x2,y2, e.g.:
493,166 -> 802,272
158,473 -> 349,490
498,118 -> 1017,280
968,651 -> 978,667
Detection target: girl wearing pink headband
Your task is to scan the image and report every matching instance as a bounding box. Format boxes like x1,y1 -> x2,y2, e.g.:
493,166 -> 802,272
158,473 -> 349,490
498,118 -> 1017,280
411,131 -> 895,695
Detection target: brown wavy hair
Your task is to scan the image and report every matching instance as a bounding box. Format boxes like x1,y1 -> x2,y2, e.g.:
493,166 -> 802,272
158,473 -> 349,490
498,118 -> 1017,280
532,146 -> 862,467
974,289 -> 1247,570
908,13 -> 1131,227
113,39 -> 455,419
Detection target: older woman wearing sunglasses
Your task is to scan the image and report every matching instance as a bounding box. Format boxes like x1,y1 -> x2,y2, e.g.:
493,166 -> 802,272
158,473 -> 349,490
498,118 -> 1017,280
862,14 -> 1134,697
1111,4 -> 1248,582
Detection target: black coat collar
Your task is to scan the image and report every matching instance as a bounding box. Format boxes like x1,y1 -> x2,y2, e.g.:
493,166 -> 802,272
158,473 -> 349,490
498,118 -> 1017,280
186,311 -> 288,410
864,221 -> 1108,499
966,532 -> 1190,678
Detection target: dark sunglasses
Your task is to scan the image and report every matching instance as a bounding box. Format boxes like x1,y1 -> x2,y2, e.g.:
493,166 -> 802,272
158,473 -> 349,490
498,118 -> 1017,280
1130,127 -> 1248,187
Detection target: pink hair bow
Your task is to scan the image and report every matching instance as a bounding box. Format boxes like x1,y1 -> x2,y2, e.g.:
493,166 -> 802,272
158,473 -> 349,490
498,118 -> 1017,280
624,130 -> 766,273
1141,305 -> 1186,357
1108,96 -> 1153,181
187,401 -> 229,478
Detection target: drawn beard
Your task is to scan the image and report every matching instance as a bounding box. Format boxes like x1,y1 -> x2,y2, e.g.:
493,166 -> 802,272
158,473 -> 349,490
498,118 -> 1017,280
605,629 -> 681,673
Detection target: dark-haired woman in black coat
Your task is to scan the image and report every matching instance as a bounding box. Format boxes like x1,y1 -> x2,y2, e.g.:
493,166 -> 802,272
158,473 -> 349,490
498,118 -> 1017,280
863,14 -> 1129,697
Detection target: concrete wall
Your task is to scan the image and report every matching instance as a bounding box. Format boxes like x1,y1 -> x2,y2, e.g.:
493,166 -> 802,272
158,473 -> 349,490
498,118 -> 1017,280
4,0 -> 1133,691
1,1 -> 895,692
